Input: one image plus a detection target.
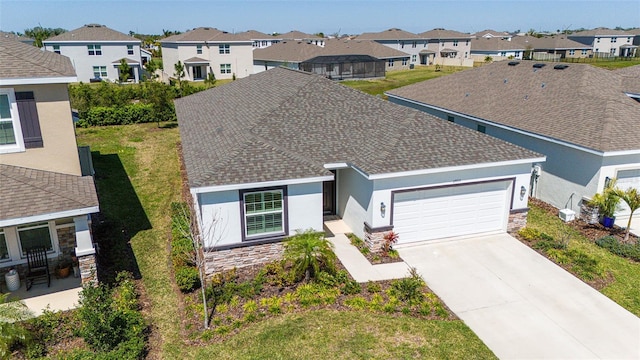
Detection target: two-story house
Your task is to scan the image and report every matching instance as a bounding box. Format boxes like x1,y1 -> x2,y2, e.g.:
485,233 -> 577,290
355,28 -> 425,65
43,24 -> 144,83
0,37 -> 99,285
418,28 -> 474,67
239,30 -> 281,50
160,27 -> 254,81
568,28 -> 637,57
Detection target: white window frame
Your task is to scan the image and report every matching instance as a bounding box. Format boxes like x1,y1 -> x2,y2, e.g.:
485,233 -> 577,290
52,45 -> 60,54
17,222 -> 55,258
93,66 -> 108,78
127,45 -> 134,55
0,88 -> 25,154
402,58 -> 408,66
220,64 -> 231,74
453,40 -> 459,46
219,44 -> 230,54
569,49 -> 575,56
0,229 -> 10,262
243,189 -> 285,239
411,54 -> 417,62
611,37 -> 617,43
581,49 -> 587,55
88,44 -> 102,56
388,59 -> 394,66
196,45 -> 202,54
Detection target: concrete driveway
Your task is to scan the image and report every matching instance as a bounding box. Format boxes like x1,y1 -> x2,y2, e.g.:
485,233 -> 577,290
397,233 -> 640,359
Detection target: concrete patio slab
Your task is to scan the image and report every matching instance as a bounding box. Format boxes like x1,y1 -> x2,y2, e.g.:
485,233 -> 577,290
398,233 -> 640,359
5,276 -> 81,317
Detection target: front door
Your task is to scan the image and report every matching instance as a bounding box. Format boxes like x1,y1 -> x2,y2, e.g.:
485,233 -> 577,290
323,171 -> 336,215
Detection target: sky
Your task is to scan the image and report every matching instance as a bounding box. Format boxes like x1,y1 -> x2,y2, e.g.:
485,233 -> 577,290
1,0 -> 638,36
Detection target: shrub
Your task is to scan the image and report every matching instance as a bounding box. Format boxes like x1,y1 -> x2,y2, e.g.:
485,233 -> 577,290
518,227 -> 542,241
340,278 -> 362,295
390,268 -> 425,305
596,236 -> 640,261
344,296 -> 368,310
366,281 -> 381,294
79,103 -> 155,127
284,229 -> 337,282
262,260 -> 296,287
0,293 -> 31,359
176,266 -> 201,292
382,231 -> 399,256
296,284 -> 339,307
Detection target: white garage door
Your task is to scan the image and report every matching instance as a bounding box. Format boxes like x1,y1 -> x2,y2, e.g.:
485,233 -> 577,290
393,181 -> 511,244
616,169 -> 640,216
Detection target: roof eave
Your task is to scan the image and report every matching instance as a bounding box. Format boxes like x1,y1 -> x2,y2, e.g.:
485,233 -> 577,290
0,205 -> 100,228
0,76 -> 78,85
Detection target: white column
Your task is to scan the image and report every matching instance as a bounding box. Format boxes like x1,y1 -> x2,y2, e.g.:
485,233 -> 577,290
74,215 -> 95,256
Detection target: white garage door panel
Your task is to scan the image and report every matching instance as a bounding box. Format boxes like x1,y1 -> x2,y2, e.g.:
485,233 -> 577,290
393,181 -> 510,244
615,169 -> 640,216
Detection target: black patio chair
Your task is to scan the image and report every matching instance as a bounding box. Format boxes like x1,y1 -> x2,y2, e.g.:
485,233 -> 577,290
26,246 -> 50,290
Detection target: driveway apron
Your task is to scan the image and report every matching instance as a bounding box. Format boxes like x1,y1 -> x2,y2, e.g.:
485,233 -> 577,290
397,233 -> 640,359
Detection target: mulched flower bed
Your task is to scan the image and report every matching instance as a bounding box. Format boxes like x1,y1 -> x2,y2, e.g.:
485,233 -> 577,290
344,233 -> 404,265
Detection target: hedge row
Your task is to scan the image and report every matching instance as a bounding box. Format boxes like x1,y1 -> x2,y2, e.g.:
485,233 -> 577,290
77,103 -> 156,127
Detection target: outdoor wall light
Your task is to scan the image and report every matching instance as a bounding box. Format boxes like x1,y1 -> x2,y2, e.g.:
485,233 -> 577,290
520,186 -> 527,200
380,202 -> 386,218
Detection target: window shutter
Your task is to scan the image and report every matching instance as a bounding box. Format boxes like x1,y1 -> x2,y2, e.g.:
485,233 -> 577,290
15,91 -> 43,148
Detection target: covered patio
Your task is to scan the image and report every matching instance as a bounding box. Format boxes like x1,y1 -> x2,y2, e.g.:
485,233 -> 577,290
3,275 -> 82,317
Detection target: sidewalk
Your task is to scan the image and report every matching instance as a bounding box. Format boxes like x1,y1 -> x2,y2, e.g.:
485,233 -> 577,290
324,219 -> 411,283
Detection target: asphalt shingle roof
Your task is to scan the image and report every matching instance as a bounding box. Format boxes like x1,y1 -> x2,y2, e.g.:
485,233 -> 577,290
0,164 -> 99,222
471,37 -> 526,51
418,29 -> 473,39
176,67 -> 540,188
0,31 -> 34,43
253,38 -> 409,62
569,28 -> 635,37
279,30 -> 321,40
356,28 -> 421,40
0,36 -> 76,80
387,61 -> 640,153
617,65 -> 640,94
516,35 -> 592,50
45,24 -> 139,42
161,27 -> 250,42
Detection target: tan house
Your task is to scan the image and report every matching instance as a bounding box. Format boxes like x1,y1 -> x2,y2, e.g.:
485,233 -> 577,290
517,35 -> 592,60
161,27 -> 254,81
0,37 -> 99,288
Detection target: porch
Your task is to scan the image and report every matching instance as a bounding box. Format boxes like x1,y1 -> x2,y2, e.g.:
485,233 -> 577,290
3,275 -> 81,317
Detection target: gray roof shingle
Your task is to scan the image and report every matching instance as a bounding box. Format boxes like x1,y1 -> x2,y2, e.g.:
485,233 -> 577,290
161,27 -> 252,43
418,29 -> 473,39
0,164 -> 99,222
253,38 -> 410,62
45,24 -> 139,42
176,68 -> 541,188
356,28 -> 421,40
0,36 -> 76,80
387,61 -> 640,152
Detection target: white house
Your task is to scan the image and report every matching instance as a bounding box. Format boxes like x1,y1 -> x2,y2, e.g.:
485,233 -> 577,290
160,27 -> 254,81
387,61 -> 640,226
43,24 -> 144,83
568,28 -> 637,57
175,67 -> 544,273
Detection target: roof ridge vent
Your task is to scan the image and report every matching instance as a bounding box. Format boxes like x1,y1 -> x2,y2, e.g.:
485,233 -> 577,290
507,61 -> 520,66
532,63 -> 546,68
553,64 -> 569,70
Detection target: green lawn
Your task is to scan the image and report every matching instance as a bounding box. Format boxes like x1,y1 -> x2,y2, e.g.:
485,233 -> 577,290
565,58 -> 640,69
525,204 -> 640,316
76,123 -> 495,359
341,66 -> 467,96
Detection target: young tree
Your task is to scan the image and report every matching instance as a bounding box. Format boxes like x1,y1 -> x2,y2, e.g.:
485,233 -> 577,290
144,59 -> 160,81
118,59 -> 131,84
173,61 -> 185,95
612,187 -> 640,242
284,229 -> 337,282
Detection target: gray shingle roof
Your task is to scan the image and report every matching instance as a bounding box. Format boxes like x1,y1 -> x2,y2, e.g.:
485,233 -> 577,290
516,35 -> 592,50
253,38 -> 410,62
236,30 -> 274,40
356,28 -> 421,40
45,24 -> 139,42
161,27 -> 250,43
471,37 -> 526,51
387,61 -> 640,152
0,36 -> 76,80
0,31 -> 34,44
418,29 -> 473,39
617,65 -> 640,94
0,164 -> 99,222
279,30 -> 321,40
569,28 -> 635,37
176,67 -> 540,188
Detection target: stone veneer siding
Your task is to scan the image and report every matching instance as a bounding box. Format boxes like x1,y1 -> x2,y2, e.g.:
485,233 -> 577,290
364,223 -> 393,253
78,254 -> 98,286
57,225 -> 76,257
507,209 -> 528,233
204,241 -> 284,275
579,199 -> 599,224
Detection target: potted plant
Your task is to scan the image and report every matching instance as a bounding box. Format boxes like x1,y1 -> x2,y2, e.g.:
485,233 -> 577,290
55,253 -> 73,278
588,180 -> 621,228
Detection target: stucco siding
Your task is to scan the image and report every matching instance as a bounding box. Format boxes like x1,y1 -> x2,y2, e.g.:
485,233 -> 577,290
0,84 -> 81,176
287,182 -> 324,234
336,168 -> 372,239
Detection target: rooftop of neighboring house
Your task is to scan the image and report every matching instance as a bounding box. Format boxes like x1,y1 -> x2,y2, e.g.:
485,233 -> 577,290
160,27 -> 250,43
516,35 -> 592,50
0,164 -> 99,225
387,61 -> 640,153
237,29 -> 275,40
44,24 -> 139,42
0,31 -> 34,44
175,67 -> 540,188
471,37 -> 527,51
0,36 -> 76,82
473,29 -> 512,38
279,30 -> 322,40
626,28 -> 640,35
617,65 -> 640,95
568,27 -> 635,37
356,28 -> 421,40
418,28 -> 473,39
253,38 -> 410,62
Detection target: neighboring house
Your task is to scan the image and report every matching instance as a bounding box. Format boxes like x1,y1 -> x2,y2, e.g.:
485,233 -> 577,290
518,35 -> 592,60
253,38 -> 410,76
417,28 -> 474,67
279,30 -> 324,46
0,37 -> 99,284
470,37 -> 526,62
617,65 -> 640,102
473,29 -> 513,40
568,28 -> 637,57
238,30 -> 280,49
43,24 -> 144,83
175,67 -> 543,273
387,61 -> 640,224
160,27 -> 254,81
0,31 -> 34,45
355,28 -> 424,65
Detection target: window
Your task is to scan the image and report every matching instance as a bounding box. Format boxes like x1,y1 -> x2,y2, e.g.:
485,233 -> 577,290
596,37 -> 600,43
326,64 -> 333,72
93,66 -> 107,78
441,41 -> 445,46
581,49 -> 587,55
411,54 -> 417,62
400,41 -> 404,48
87,44 -> 102,55
569,50 -> 575,56
52,45 -> 60,54
453,40 -> 459,46
193,66 -> 203,79
243,189 -> 285,238
127,45 -> 134,55
611,37 -> 617,43
515,51 -> 521,57
501,51 -> 507,57
477,124 -> 486,133
0,90 -> 17,148
18,222 -> 53,256
447,116 -> 454,122
412,41 -> 417,48
219,44 -> 230,54
262,40 -> 267,46
0,230 -> 9,261
196,45 -> 202,54
466,40 -> 469,46
220,64 -> 231,74
402,58 -> 408,66
627,37 -> 632,43
388,59 -> 394,66
610,48 -> 616,55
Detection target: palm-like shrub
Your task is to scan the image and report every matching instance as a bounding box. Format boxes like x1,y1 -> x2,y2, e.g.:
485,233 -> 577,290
0,293 -> 32,358
284,229 -> 337,282
612,187 -> 640,242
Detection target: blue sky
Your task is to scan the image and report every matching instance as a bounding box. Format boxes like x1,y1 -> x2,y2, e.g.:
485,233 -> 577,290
1,0 -> 638,35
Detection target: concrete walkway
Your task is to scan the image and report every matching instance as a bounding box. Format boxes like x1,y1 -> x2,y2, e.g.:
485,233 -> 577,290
398,233 -> 640,359
4,276 -> 81,317
615,214 -> 640,237
324,220 -> 411,283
